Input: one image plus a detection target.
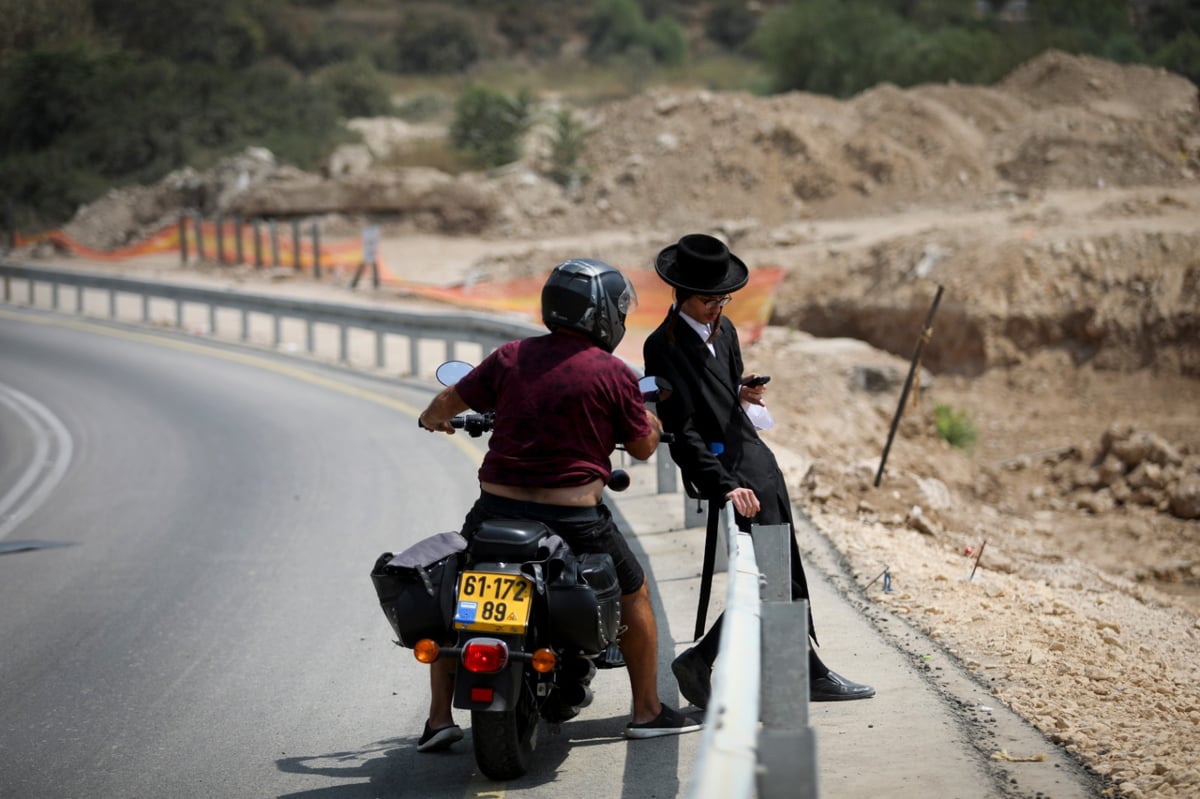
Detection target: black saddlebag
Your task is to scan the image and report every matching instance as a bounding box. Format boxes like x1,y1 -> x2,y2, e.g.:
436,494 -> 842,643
547,552 -> 622,654
371,531 -> 467,648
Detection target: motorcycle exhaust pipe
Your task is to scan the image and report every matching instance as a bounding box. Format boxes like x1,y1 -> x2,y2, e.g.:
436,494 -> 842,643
558,682 -> 594,710
561,657 -> 597,685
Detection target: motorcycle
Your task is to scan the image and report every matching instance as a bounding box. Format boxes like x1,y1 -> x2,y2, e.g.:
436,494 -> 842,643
370,361 -> 668,780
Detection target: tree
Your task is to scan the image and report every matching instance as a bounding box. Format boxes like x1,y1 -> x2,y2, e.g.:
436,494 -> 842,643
450,85 -> 535,168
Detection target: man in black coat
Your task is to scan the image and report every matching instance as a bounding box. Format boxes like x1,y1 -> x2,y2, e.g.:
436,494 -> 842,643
643,233 -> 875,705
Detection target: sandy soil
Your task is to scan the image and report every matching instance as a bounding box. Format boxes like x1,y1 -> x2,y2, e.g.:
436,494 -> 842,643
31,50 -> 1200,799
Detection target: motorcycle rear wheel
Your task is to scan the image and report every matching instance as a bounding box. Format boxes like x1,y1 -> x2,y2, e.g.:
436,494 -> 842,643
471,681 -> 539,780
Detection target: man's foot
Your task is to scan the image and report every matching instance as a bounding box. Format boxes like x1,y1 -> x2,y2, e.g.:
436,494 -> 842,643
417,721 -> 464,752
811,670 -> 875,702
671,647 -> 712,709
624,704 -> 703,739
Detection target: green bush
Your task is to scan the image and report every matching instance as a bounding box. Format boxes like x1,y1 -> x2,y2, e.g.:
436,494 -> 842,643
1153,31 -> 1200,85
391,7 -> 486,74
934,404 -> 978,453
0,45 -> 350,230
319,58 -> 395,118
585,0 -> 687,66
449,85 -> 535,169
545,107 -> 591,188
706,0 -> 759,51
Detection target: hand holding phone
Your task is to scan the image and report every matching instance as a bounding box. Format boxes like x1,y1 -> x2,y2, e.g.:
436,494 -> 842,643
743,375 -> 771,388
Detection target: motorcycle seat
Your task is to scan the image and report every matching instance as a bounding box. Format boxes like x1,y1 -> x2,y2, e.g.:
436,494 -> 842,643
473,520 -> 553,561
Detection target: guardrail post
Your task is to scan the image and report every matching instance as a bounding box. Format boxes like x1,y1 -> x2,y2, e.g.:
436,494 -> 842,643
755,523 -> 817,799
216,214 -> 225,264
234,216 -> 244,265
408,336 -> 420,377
253,219 -> 263,268
655,449 -> 675,494
270,220 -> 280,267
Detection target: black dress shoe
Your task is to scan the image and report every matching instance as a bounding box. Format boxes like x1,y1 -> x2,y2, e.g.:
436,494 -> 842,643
671,647 -> 712,709
810,670 -> 875,702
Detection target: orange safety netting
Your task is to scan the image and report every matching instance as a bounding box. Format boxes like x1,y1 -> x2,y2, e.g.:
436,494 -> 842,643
16,220 -> 379,271
401,267 -> 785,361
16,222 -> 783,360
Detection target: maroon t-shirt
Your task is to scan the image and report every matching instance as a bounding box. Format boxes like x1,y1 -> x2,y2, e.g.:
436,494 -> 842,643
454,332 -> 652,488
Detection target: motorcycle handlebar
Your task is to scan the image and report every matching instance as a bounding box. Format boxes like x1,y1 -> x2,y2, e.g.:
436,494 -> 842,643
449,414 -> 674,444
449,412 -> 493,437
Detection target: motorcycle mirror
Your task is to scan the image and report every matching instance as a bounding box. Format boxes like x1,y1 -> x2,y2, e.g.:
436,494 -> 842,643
435,360 -> 475,386
637,375 -> 672,403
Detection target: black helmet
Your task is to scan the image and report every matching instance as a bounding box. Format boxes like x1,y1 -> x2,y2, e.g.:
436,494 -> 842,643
541,258 -> 637,352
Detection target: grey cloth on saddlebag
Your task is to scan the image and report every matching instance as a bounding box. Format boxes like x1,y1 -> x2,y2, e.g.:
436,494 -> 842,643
371,531 -> 467,647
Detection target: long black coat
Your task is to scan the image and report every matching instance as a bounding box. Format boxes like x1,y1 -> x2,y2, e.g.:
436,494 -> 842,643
643,309 -> 813,610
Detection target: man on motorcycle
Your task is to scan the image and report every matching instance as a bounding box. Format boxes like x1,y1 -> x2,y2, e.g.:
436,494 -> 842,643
416,258 -> 702,749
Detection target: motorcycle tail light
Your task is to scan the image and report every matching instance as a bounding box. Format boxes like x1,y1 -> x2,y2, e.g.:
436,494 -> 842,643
531,648 -> 557,673
462,639 -> 508,673
413,639 -> 440,664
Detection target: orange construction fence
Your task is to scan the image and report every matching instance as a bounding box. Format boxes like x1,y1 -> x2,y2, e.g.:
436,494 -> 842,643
15,218 -> 784,359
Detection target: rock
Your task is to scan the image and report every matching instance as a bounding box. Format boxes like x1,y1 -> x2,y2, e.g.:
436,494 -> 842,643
1169,475 -> 1200,520
906,505 -> 939,536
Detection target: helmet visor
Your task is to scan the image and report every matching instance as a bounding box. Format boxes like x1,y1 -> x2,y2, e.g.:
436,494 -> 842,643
614,272 -> 637,315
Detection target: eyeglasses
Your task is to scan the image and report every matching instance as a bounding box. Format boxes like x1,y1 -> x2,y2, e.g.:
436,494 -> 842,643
699,295 -> 732,309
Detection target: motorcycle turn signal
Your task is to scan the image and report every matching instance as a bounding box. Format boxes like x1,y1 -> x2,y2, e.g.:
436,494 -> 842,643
413,639 -> 440,664
531,648 -> 557,673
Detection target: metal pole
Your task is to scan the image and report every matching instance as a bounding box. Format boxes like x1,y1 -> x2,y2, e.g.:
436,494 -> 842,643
179,213 -> 188,264
311,223 -> 321,279
193,213 -> 205,261
291,218 -> 301,272
695,501 -> 721,640
216,214 -> 225,264
874,284 -> 944,487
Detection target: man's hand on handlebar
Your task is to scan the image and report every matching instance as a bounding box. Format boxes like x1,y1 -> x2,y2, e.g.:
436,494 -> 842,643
418,413 -> 455,434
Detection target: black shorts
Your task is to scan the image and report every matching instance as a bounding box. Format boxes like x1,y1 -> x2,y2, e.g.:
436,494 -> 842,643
460,491 -> 646,595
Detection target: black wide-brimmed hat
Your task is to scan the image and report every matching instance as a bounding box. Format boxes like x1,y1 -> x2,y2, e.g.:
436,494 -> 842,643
654,233 -> 749,294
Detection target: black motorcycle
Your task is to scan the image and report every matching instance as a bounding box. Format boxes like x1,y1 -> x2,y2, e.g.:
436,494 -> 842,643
371,361 -> 666,780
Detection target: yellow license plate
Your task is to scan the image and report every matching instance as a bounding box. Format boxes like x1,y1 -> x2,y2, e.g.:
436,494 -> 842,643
453,571 -> 534,634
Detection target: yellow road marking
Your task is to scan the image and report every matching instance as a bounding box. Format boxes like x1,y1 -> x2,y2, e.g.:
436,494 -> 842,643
0,307 -> 484,464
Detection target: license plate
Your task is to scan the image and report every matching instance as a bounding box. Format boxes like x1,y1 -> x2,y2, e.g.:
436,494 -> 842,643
453,571 -> 534,634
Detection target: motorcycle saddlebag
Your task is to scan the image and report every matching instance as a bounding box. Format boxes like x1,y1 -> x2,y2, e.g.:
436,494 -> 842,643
371,531 -> 467,648
548,552 -> 622,654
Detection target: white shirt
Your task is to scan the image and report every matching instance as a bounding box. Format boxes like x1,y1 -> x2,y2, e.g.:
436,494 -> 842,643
675,304 -> 716,357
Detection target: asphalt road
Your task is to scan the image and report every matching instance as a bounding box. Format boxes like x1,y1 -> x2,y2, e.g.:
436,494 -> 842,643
0,309 -> 701,798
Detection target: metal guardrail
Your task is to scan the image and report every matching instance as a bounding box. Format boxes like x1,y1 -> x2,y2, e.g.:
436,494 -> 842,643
684,506 -> 817,799
0,262 -> 544,376
1,261 -> 815,797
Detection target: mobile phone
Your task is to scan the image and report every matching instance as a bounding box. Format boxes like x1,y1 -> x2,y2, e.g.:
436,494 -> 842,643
743,375 -> 771,387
